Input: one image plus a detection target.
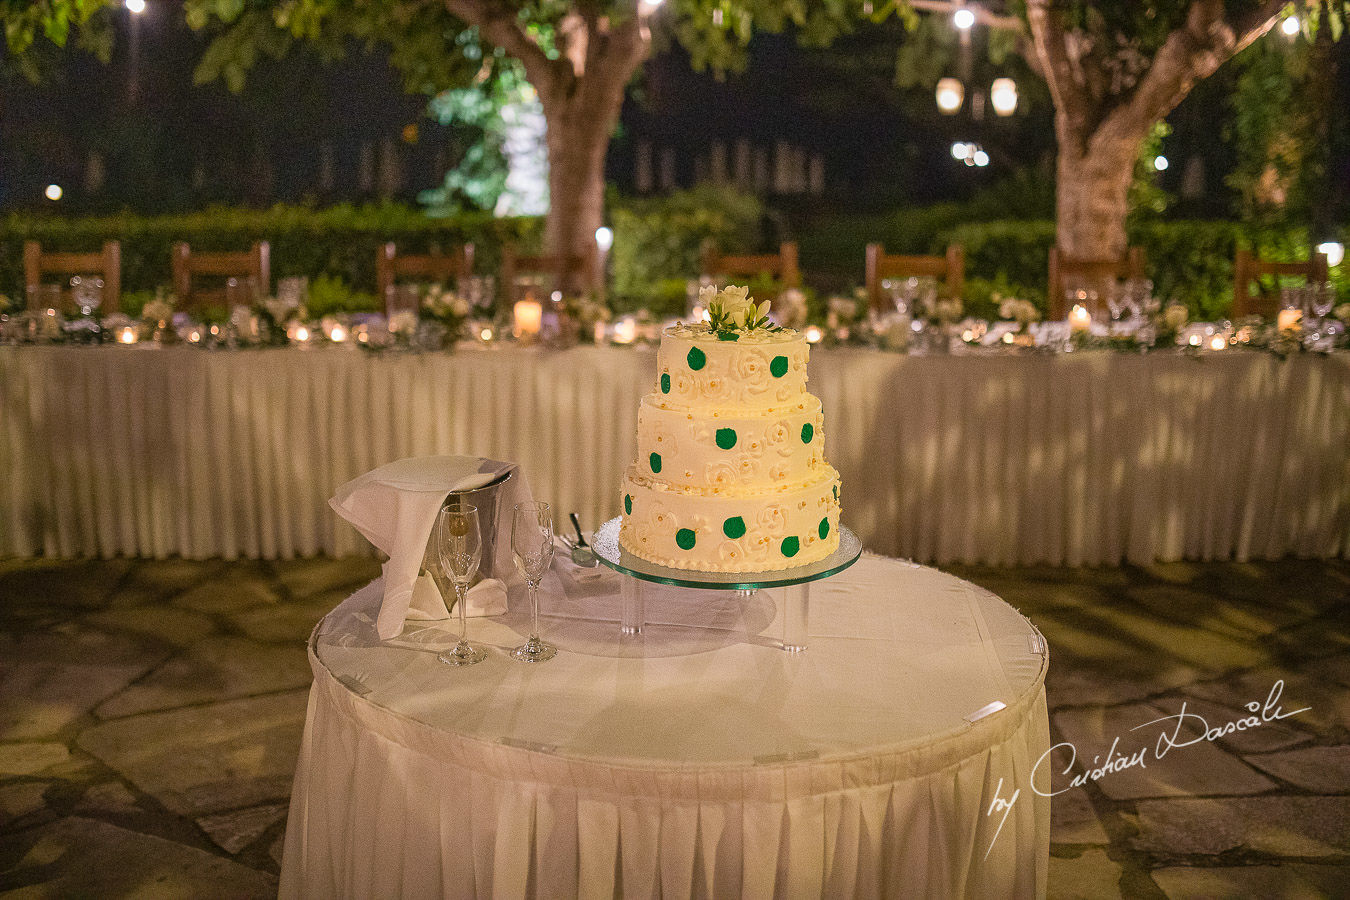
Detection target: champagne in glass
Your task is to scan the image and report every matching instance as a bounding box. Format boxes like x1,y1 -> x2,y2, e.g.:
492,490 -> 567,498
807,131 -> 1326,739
510,501 -> 557,663
434,502 -> 488,666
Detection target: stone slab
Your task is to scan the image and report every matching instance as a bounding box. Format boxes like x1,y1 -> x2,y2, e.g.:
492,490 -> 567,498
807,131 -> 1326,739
0,742 -> 69,776
229,595 -> 337,645
272,557 -> 380,601
1244,745 -> 1350,794
0,628 -> 165,739
74,780 -> 141,816
1052,702 -> 1276,799
1131,796 -> 1350,857
95,636 -> 312,719
1151,865 -> 1325,900
171,572 -> 280,616
1051,787 -> 1109,846
77,689 -> 309,817
0,816 -> 277,898
1047,848 -> 1123,899
196,803 -> 288,855
1165,694 -> 1310,754
82,605 -> 217,650
0,781 -> 50,827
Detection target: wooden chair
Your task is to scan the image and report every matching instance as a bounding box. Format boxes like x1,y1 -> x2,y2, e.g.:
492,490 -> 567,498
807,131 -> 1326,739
865,243 -> 964,310
376,242 -> 475,315
1233,249 -> 1329,319
171,241 -> 270,309
1047,247 -> 1146,319
23,240 -> 122,313
500,245 -> 597,302
701,242 -> 800,295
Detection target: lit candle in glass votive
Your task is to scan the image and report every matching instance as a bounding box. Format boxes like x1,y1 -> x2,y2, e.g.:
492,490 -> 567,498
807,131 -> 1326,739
1068,304 -> 1091,333
1276,308 -> 1302,333
479,326 -> 494,343
187,328 -> 202,343
118,326 -> 138,344
513,299 -> 543,339
1208,333 -> 1227,351
805,325 -> 824,344
290,324 -> 311,343
328,324 -> 348,343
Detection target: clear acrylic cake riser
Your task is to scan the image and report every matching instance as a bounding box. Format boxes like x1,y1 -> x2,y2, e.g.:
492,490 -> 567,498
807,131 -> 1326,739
591,517 -> 862,652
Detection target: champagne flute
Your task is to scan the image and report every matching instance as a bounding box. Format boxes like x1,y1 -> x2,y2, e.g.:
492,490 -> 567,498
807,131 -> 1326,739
510,501 -> 557,663
434,502 -> 487,666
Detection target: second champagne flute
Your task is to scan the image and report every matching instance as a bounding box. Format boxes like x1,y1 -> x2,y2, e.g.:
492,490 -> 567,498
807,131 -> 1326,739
511,501 -> 557,663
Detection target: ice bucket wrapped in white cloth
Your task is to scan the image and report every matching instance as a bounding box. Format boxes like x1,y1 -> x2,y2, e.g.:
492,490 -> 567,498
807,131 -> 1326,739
330,456 -> 533,639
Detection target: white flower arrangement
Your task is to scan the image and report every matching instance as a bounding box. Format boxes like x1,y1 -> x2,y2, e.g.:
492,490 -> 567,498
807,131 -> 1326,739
422,285 -> 472,319
997,296 -> 1040,325
701,284 -> 774,332
388,311 -> 418,336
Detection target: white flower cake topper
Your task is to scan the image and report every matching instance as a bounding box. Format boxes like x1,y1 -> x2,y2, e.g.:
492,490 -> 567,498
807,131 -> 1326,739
701,284 -> 776,333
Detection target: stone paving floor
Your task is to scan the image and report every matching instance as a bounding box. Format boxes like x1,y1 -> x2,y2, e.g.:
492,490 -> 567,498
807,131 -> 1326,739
0,555 -> 1346,898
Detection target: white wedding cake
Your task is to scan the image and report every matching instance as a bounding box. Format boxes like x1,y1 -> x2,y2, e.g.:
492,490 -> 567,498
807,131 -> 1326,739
619,286 -> 841,572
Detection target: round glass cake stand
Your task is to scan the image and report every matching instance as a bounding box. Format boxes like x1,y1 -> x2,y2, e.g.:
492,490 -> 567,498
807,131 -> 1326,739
592,517 -> 862,652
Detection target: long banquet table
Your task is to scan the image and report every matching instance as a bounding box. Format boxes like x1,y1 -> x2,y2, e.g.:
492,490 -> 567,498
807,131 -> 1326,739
279,556 -> 1050,897
3,345 -> 1348,565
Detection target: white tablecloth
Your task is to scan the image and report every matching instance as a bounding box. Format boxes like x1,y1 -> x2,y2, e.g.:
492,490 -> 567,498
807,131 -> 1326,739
279,555 -> 1050,898
3,345 -> 1348,564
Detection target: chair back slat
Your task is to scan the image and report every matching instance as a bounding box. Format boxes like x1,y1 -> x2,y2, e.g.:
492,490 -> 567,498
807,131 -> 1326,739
499,245 -> 596,304
1233,249 -> 1329,319
376,243 -> 476,313
865,244 -> 964,310
23,240 -> 122,313
1047,247 -> 1146,319
172,242 -> 270,309
701,242 -> 800,294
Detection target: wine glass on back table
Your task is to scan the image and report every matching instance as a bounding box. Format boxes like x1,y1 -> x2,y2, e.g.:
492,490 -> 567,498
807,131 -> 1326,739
435,502 -> 487,666
511,501 -> 557,663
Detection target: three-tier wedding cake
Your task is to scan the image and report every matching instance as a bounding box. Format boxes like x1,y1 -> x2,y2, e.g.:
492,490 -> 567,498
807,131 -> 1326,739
619,286 -> 841,572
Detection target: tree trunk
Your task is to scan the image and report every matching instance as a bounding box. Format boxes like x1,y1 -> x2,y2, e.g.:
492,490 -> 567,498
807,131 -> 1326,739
542,92 -> 617,291
1054,130 -> 1140,260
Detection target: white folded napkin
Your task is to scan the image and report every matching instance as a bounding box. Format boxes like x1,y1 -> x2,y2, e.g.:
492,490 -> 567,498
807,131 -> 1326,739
330,455 -> 529,639
410,572 -> 509,618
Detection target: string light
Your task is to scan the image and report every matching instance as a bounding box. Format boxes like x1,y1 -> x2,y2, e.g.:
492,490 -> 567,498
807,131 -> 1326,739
1154,155 -> 1169,171
1317,241 -> 1345,268
1281,16 -> 1299,36
44,184 -> 62,201
953,7 -> 975,30
990,78 -> 1017,116
126,0 -> 146,13
936,78 -> 964,114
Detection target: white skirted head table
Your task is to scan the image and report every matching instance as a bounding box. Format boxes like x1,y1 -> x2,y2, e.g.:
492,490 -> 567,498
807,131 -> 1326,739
279,553 -> 1050,899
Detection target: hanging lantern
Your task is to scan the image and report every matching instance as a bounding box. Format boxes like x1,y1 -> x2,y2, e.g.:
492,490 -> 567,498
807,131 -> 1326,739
936,78 -> 964,114
990,78 -> 1018,116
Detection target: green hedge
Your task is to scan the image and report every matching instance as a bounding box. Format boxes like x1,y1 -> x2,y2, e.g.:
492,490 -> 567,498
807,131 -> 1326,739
0,203 -> 541,308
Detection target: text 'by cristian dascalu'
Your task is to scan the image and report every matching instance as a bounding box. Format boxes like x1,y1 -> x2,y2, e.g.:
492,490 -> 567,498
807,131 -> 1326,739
982,679 -> 1309,859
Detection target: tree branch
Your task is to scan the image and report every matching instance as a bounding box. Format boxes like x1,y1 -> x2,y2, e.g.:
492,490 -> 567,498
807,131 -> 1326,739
1025,0 -> 1091,144
442,0 -> 563,92
1100,0 -> 1285,147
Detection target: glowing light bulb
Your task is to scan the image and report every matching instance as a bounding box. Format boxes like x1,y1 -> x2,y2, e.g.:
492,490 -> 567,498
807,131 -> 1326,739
1316,241 -> 1344,268
1154,155 -> 1169,171
990,78 -> 1017,116
805,325 -> 824,344
595,226 -> 614,251
1281,16 -> 1299,36
972,149 -> 990,167
126,0 -> 146,13
953,8 -> 975,30
936,78 -> 964,114
44,184 -> 62,201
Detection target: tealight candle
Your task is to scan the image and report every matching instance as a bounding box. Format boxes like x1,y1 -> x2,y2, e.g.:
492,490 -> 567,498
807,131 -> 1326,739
328,324 -> 347,343
479,326 -> 494,342
188,328 -> 202,343
118,326 -> 138,344
805,325 -> 824,344
1188,333 -> 1202,347
1276,308 -> 1302,333
1208,334 -> 1227,351
513,299 -> 543,338
294,325 -> 310,342
1068,304 -> 1091,333
611,317 -> 638,345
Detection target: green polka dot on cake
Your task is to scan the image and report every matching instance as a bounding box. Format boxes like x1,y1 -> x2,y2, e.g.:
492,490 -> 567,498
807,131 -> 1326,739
801,423 -> 814,444
781,536 -> 800,558
687,347 -> 706,370
660,373 -> 670,393
676,528 -> 697,550
624,494 -> 632,515
649,452 -> 662,473
723,516 -> 746,539
818,518 -> 830,539
770,356 -> 789,377
715,428 -> 737,450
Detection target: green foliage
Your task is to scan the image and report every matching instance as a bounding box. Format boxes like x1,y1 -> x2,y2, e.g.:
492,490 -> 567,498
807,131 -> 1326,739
1128,121 -> 1172,221
0,203 -> 541,303
608,185 -> 763,310
305,273 -> 377,316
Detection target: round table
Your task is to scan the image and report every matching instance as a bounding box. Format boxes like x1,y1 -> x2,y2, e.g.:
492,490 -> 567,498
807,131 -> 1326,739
279,555 -> 1050,898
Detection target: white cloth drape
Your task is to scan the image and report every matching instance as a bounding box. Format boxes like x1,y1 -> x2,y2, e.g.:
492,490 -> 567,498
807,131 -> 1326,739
279,556 -> 1051,898
3,346 -> 1347,564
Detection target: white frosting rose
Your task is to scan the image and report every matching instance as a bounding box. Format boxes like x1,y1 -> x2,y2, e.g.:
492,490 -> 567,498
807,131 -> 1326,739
706,462 -> 737,488
718,541 -> 744,564
735,454 -> 759,480
769,462 -> 790,482
757,505 -> 788,535
736,352 -> 770,386
766,421 -> 792,445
